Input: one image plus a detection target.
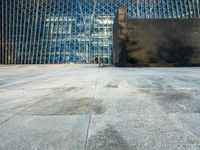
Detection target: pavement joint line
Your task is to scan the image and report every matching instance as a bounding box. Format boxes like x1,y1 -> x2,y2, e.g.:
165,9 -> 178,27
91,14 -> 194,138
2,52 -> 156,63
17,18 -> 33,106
15,114 -> 89,116
0,87 -> 199,91
84,68 -> 99,150
14,112 -> 200,116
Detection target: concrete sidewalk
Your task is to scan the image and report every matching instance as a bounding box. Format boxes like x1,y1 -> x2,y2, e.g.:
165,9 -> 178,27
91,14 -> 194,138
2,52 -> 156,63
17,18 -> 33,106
0,65 -> 200,150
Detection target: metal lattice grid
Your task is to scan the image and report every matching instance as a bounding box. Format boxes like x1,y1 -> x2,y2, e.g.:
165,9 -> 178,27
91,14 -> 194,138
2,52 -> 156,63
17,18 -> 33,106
0,0 -> 199,64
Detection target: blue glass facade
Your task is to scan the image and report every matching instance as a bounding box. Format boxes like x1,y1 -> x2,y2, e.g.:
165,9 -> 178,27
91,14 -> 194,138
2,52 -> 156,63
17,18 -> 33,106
0,0 -> 199,64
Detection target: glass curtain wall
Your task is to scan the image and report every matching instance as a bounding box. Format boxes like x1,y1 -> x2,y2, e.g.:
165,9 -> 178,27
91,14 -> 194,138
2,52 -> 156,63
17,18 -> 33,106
0,0 -> 199,64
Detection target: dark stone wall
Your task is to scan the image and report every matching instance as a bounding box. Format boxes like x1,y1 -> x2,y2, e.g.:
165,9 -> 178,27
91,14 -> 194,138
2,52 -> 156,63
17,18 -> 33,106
113,17 -> 200,66
127,19 -> 200,66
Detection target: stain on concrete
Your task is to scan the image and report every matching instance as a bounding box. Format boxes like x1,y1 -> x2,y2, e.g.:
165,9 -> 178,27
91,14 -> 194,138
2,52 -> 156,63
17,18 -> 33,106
105,84 -> 119,88
139,88 -> 200,113
194,110 -> 200,113
154,90 -> 191,101
92,105 -> 106,115
46,86 -> 82,97
92,99 -> 106,115
64,97 -> 92,115
18,86 -> 92,115
21,96 -> 92,115
140,89 -> 192,101
48,87 -> 92,115
50,87 -> 78,94
105,80 -> 120,88
87,124 -> 134,150
138,77 -> 174,89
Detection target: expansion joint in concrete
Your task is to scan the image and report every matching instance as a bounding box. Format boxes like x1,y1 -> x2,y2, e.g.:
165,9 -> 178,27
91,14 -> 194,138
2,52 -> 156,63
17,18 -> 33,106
84,68 -> 99,150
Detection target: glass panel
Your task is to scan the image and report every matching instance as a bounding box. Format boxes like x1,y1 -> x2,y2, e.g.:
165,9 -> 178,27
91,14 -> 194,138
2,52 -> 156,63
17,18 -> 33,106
1,0 -> 199,64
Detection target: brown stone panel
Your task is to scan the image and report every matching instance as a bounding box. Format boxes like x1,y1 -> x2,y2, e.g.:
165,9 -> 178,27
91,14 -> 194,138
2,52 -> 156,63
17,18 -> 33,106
113,7 -> 128,66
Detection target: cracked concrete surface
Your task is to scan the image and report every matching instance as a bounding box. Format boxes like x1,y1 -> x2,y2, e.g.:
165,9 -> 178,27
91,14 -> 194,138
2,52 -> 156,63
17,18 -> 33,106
0,65 -> 200,150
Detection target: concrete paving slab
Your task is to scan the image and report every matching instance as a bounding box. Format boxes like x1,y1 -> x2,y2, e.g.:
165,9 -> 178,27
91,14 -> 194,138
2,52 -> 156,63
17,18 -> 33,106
21,96 -> 93,115
174,114 -> 200,138
96,67 -> 200,89
0,90 -> 51,114
0,65 -> 98,90
19,87 -> 95,115
0,65 -> 200,150
91,96 -> 164,115
0,115 -> 89,150
86,114 -> 200,150
140,88 -> 200,113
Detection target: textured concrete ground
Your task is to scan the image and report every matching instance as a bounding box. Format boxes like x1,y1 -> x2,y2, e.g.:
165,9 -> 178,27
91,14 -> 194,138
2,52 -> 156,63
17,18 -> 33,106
0,65 -> 200,150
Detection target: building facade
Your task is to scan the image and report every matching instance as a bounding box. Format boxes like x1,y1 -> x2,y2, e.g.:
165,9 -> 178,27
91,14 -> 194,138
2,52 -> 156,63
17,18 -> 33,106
0,0 -> 199,64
